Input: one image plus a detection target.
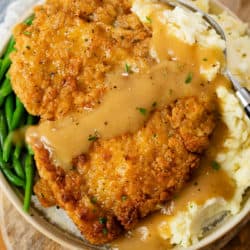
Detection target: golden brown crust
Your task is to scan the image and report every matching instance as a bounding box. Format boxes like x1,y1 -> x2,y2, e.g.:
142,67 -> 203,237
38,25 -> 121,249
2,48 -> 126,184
33,179 -> 56,207
33,97 -> 216,244
9,0 -> 152,120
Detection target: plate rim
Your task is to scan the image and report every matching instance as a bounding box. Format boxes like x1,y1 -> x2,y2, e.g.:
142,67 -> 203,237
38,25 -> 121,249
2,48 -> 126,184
0,0 -> 249,249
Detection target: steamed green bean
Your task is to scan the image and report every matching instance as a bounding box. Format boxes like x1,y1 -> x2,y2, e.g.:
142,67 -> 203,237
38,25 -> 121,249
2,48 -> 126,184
14,143 -> 22,159
23,154 -> 34,212
0,111 -> 8,147
2,166 -> 25,187
0,38 -> 15,81
13,157 -> 25,179
0,149 -> 24,188
5,94 -> 14,130
3,133 -> 13,162
11,97 -> 25,130
5,37 -> 15,56
0,78 -> 12,98
24,15 -> 35,26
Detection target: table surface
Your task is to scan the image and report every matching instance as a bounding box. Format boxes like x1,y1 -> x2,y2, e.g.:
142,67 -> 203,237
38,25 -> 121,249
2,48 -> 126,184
0,0 -> 249,249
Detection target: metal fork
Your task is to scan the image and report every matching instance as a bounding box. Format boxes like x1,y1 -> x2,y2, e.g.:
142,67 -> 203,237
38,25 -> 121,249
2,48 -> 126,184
165,0 -> 250,119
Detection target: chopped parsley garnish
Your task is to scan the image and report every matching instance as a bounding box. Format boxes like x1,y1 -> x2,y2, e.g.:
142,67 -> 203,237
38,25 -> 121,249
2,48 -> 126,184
211,161 -> 221,171
152,102 -> 157,108
24,15 -> 35,26
125,63 -> 131,74
99,217 -> 107,224
121,195 -> 127,201
88,132 -> 99,141
185,72 -> 193,84
23,31 -> 31,36
91,197 -> 97,204
136,107 -> 147,115
173,194 -> 178,200
146,16 -> 152,23
189,203 -> 194,209
102,228 -> 108,235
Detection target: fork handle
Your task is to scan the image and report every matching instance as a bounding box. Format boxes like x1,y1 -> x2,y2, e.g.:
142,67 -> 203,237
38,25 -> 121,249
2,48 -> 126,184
236,87 -> 250,119
245,105 -> 250,119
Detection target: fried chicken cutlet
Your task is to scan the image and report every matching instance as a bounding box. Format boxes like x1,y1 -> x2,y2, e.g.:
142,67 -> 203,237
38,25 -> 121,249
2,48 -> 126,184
10,0 -> 152,120
32,97 -> 216,244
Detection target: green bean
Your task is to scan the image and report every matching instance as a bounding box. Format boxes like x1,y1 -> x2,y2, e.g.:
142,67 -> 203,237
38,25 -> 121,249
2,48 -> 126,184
23,154 -> 34,212
13,157 -> 25,179
5,37 -> 15,56
0,38 -> 15,82
5,94 -> 14,130
3,133 -> 13,162
26,114 -> 36,125
0,37 -> 15,76
11,97 -> 25,130
0,112 -> 8,147
26,114 -> 36,155
0,57 -> 11,81
0,78 -> 12,98
27,146 -> 34,155
24,15 -> 35,26
0,97 -> 5,107
2,166 -> 25,187
14,143 -> 22,159
0,149 -> 24,188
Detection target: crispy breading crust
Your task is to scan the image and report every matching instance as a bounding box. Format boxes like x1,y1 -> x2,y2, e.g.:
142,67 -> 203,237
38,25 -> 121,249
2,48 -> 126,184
9,0 -> 152,120
34,179 -> 56,207
33,97 -> 216,244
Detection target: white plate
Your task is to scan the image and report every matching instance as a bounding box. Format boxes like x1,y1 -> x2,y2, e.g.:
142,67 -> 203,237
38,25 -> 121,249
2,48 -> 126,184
0,1 -> 249,249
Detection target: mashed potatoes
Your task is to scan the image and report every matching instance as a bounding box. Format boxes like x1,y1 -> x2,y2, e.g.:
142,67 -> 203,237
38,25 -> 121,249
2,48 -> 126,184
132,0 -> 250,247
132,0 -> 225,81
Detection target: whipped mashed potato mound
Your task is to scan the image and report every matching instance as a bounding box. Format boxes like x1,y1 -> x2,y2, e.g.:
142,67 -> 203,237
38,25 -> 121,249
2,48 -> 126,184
132,0 -> 225,81
131,0 -> 250,248
212,12 -> 250,84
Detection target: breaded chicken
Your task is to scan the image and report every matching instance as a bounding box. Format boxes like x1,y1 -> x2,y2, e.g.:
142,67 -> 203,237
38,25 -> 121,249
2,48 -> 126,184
32,97 -> 216,244
34,179 -> 56,207
9,0 -> 152,120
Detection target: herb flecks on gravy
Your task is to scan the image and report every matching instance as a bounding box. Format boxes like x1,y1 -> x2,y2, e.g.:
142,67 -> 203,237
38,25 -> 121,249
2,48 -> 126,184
26,20 -> 228,170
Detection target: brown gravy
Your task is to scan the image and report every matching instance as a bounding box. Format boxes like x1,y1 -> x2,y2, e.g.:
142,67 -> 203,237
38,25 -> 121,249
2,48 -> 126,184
27,58 -> 227,169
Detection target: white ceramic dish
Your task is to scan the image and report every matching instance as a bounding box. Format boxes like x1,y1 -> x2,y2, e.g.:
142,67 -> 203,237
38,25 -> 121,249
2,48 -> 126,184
0,1 -> 249,249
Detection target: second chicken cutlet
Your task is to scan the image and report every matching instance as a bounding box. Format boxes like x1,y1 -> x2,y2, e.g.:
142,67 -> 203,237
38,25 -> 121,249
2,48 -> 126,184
32,97 -> 216,244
